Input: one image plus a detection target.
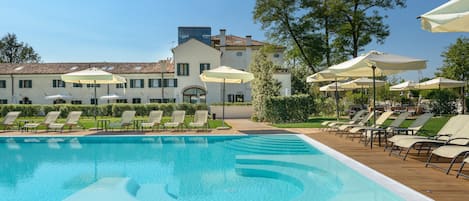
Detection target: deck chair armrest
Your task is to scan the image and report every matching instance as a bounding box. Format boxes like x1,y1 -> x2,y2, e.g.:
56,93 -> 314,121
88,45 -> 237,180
447,137 -> 469,142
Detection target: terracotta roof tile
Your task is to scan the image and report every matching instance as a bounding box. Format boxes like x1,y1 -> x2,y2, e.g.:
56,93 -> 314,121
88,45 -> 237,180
0,60 -> 174,75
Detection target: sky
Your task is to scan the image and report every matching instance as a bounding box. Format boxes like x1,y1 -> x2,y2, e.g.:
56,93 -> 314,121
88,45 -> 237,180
0,0 -> 465,81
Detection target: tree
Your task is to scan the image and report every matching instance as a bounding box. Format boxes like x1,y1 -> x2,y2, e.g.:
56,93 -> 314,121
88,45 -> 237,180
291,64 -> 312,94
253,0 -> 325,72
0,33 -> 41,63
250,46 -> 281,121
436,37 -> 469,83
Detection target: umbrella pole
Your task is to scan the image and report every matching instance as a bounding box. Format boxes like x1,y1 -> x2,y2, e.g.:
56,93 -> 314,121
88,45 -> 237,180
372,65 -> 377,127
222,78 -> 226,127
94,80 -> 98,128
335,78 -> 340,121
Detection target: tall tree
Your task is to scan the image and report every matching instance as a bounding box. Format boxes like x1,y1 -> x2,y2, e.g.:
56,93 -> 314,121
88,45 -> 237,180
253,0 -> 324,72
0,33 -> 41,63
332,0 -> 406,58
250,46 -> 281,121
436,37 -> 469,83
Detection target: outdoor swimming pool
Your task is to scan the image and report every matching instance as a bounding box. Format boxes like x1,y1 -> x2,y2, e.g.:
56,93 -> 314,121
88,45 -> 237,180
0,134 -> 431,201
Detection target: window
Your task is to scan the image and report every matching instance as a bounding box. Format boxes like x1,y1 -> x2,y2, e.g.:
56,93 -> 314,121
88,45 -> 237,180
87,84 -> 101,88
132,98 -> 141,104
0,80 -> 6,88
52,80 -> 66,88
162,98 -> 176,103
130,79 -> 144,88
163,79 -> 178,87
19,80 -> 32,88
0,99 -> 7,104
73,83 -> 83,88
228,94 -> 244,103
116,83 -> 127,88
71,100 -> 82,104
149,99 -> 162,103
90,98 -> 98,105
116,99 -> 128,103
200,63 -> 210,74
53,99 -> 66,104
236,52 -> 243,56
148,79 -> 161,88
177,63 -> 189,76
183,87 -> 206,104
20,97 -> 32,104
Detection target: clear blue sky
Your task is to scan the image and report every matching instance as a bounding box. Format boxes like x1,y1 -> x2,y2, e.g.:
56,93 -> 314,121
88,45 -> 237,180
0,0 -> 464,81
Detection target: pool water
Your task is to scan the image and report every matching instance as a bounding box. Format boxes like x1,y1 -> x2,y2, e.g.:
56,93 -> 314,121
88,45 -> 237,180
0,135 -> 409,201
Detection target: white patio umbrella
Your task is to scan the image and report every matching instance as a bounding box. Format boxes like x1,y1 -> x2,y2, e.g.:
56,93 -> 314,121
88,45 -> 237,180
340,77 -> 385,89
307,69 -> 348,120
416,77 -> 465,90
45,94 -> 72,100
319,82 -> 346,92
61,67 -> 126,122
390,81 -> 416,91
99,94 -> 122,100
200,66 -> 254,129
420,0 -> 469,32
329,51 -> 427,125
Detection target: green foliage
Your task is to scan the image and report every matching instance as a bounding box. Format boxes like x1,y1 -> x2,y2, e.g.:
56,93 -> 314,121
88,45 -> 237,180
0,33 -> 41,63
250,46 -> 281,121
264,95 -> 315,123
313,97 -> 337,116
210,102 -> 252,106
427,90 -> 458,114
291,65 -> 313,95
436,37 -> 469,82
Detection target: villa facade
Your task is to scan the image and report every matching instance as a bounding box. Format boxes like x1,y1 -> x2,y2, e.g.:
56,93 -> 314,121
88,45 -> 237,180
0,28 -> 290,105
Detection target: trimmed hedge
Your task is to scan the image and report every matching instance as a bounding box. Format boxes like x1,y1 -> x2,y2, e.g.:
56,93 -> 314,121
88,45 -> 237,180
0,103 -> 208,117
264,95 -> 315,123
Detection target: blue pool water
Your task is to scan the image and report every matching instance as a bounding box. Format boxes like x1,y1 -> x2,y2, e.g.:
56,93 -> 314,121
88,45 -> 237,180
0,135 -> 410,201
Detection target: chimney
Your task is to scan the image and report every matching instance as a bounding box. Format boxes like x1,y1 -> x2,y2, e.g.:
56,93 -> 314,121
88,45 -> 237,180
246,35 -> 252,46
220,29 -> 226,46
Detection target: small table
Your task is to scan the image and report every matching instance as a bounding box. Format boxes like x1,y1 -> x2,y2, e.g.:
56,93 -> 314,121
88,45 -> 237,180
367,128 -> 388,149
97,119 -> 110,131
18,120 -> 29,131
133,119 -> 144,131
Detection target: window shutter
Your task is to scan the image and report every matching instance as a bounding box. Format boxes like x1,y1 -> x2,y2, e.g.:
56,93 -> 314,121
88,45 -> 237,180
174,79 -> 178,87
163,79 -> 168,87
200,64 -> 203,74
140,79 -> 144,88
177,64 -> 181,75
185,64 -> 189,76
158,79 -> 162,87
130,80 -> 134,88
19,80 -> 23,88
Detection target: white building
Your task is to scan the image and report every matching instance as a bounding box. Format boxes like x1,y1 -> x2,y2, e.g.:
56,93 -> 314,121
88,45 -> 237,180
0,28 -> 290,105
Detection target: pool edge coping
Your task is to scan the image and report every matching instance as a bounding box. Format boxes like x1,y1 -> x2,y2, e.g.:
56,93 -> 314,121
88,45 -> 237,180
297,134 -> 434,201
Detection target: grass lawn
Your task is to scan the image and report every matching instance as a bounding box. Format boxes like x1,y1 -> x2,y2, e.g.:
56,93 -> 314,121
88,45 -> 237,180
273,115 -> 450,137
8,116 -> 227,130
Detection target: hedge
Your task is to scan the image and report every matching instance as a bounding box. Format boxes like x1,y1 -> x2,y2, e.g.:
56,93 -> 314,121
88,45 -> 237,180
0,103 -> 208,117
264,95 -> 315,123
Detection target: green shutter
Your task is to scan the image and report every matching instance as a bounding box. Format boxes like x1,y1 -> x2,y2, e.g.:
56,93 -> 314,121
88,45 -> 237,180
185,64 -> 189,76
130,80 -> 134,88
200,64 -> 203,74
177,63 -> 181,75
174,79 -> 178,87
158,79 -> 162,87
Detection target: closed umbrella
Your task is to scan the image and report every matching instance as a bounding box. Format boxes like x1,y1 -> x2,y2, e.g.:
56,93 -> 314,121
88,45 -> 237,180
99,94 -> 123,100
307,70 -> 348,121
61,67 -> 126,124
420,0 -> 469,32
45,94 -> 72,100
200,66 -> 254,129
329,51 -> 426,125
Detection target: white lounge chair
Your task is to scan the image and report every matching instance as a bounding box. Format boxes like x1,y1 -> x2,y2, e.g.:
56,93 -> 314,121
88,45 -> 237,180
48,111 -> 83,132
333,111 -> 374,133
345,111 -> 393,141
22,111 -> 61,132
385,113 -> 435,148
164,110 -> 186,131
140,110 -> 163,131
108,111 -> 136,131
361,112 -> 410,146
189,110 -> 208,130
0,111 -> 21,131
322,110 -> 367,130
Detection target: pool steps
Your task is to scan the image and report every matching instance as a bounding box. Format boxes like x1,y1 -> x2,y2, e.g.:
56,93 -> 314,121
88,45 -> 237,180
221,136 -> 315,154
63,177 -> 140,201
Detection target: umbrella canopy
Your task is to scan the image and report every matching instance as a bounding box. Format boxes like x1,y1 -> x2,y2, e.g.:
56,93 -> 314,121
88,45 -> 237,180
341,78 -> 385,89
328,51 -> 427,77
416,77 -> 465,90
99,94 -> 123,100
319,82 -> 347,92
306,69 -> 347,83
390,81 -> 416,91
45,94 -> 72,100
200,66 -> 254,129
200,66 -> 254,84
61,67 -> 126,84
420,0 -> 469,32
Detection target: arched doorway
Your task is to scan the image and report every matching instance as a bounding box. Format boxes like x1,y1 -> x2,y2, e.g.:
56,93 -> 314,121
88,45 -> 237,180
183,87 -> 206,104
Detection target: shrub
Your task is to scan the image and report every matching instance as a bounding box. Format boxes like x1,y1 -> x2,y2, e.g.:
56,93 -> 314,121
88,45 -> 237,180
264,95 -> 315,123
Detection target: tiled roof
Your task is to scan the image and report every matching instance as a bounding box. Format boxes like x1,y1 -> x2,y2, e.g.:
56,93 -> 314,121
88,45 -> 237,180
0,61 -> 174,75
211,35 -> 265,47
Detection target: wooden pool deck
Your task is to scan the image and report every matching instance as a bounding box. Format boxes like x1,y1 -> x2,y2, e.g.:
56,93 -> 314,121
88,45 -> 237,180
3,119 -> 469,200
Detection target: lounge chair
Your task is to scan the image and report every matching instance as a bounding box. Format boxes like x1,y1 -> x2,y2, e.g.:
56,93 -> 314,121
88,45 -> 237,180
322,110 -> 367,128
426,145 -> 469,175
0,111 -> 21,131
457,156 -> 469,178
385,113 -> 435,148
189,110 -> 209,130
389,115 -> 469,160
164,110 -> 186,131
108,111 -> 136,131
48,111 -> 83,132
345,111 -> 393,141
361,112 -> 410,146
333,111 -> 374,133
22,111 -> 61,132
140,110 -> 163,131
